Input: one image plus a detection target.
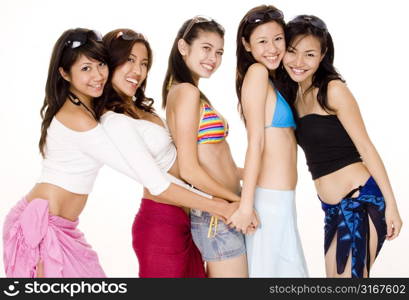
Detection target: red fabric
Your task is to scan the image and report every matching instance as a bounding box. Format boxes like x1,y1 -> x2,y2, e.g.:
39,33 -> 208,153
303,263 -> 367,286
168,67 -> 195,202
132,198 -> 206,278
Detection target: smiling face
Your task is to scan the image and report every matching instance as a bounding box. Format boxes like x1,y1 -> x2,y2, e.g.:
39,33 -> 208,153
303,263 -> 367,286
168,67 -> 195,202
243,21 -> 285,70
111,42 -> 148,99
60,54 -> 108,102
283,34 -> 324,84
179,30 -> 224,82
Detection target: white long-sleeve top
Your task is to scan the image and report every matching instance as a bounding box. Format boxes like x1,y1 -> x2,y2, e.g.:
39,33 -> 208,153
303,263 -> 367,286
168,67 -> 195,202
38,111 -> 177,195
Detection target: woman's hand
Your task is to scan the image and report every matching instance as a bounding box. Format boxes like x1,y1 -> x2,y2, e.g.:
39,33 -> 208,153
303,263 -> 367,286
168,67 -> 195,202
227,207 -> 259,235
385,205 -> 402,240
210,197 -> 238,222
245,210 -> 259,235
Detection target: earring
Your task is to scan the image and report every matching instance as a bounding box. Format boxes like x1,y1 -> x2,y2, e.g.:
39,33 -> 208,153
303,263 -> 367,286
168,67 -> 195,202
132,95 -> 137,102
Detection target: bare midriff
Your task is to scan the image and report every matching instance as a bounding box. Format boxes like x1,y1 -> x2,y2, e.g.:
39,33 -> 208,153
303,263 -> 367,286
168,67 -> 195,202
198,141 -> 241,195
145,141 -> 241,214
25,183 -> 88,221
143,141 -> 239,215
314,162 -> 371,205
257,127 -> 298,190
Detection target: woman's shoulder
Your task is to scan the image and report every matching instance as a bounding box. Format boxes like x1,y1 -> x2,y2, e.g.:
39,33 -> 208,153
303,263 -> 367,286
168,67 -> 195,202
327,79 -> 355,111
55,105 -> 98,132
242,63 -> 270,95
243,63 -> 269,89
170,82 -> 200,97
167,82 -> 201,107
327,79 -> 347,94
246,63 -> 269,77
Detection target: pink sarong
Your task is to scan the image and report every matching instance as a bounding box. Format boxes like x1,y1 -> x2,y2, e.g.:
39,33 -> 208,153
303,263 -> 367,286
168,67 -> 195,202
132,198 -> 206,278
3,198 -> 105,277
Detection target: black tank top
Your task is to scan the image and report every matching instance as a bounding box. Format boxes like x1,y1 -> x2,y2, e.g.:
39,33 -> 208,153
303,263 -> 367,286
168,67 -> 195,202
295,114 -> 362,179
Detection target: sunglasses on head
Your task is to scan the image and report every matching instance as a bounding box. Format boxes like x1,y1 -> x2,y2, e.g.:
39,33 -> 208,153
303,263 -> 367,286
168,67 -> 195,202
292,16 -> 328,32
116,31 -> 141,41
65,30 -> 102,49
245,9 -> 284,24
182,15 -> 224,39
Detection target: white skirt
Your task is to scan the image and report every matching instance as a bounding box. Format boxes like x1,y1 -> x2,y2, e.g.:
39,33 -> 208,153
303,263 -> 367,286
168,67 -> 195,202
245,187 -> 308,277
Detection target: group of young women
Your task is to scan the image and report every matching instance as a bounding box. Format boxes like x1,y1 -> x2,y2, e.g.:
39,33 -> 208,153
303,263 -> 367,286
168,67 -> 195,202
3,4 -> 402,278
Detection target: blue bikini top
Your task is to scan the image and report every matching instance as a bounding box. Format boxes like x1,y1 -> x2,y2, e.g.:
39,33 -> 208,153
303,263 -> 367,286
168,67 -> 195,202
265,89 -> 296,129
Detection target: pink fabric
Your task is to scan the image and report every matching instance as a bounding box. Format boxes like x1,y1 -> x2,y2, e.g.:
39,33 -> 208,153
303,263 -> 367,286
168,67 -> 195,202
3,198 -> 105,277
132,198 -> 206,278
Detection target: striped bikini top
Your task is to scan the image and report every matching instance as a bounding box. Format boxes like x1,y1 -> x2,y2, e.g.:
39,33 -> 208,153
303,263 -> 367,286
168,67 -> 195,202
197,101 -> 229,144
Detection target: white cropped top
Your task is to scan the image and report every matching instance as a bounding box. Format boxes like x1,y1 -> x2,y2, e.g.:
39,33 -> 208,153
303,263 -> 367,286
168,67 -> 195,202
38,111 -> 177,195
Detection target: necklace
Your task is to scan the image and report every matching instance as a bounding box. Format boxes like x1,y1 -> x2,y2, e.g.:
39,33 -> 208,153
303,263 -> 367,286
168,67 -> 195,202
68,92 -> 97,120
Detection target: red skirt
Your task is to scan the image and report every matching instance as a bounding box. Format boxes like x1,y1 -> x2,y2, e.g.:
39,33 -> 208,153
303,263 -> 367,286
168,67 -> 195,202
132,198 -> 206,278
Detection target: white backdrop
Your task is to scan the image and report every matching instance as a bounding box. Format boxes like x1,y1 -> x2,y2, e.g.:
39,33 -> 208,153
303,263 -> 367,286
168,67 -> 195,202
0,0 -> 408,277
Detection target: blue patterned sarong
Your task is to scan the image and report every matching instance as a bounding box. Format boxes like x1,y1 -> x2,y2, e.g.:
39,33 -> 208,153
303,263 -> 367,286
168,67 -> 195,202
320,176 -> 387,278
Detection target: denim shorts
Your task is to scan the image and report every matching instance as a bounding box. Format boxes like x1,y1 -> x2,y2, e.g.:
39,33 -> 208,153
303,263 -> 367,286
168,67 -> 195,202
190,211 -> 246,262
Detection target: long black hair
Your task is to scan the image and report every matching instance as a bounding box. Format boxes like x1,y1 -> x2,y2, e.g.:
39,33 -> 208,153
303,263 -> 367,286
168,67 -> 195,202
39,28 -> 108,157
235,5 -> 285,122
162,17 -> 224,108
283,15 -> 345,112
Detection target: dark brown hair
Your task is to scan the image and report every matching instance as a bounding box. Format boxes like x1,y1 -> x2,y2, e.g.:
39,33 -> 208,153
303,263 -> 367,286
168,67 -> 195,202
39,28 -> 108,157
94,29 -> 154,120
161,17 -> 224,108
235,5 -> 285,122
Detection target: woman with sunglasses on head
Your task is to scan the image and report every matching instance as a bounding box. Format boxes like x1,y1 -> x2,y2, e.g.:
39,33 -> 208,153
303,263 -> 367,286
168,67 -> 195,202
282,15 -> 402,278
3,28 -> 234,279
94,28 -> 239,278
3,28 -> 110,277
162,17 -> 252,278
230,5 -> 308,277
